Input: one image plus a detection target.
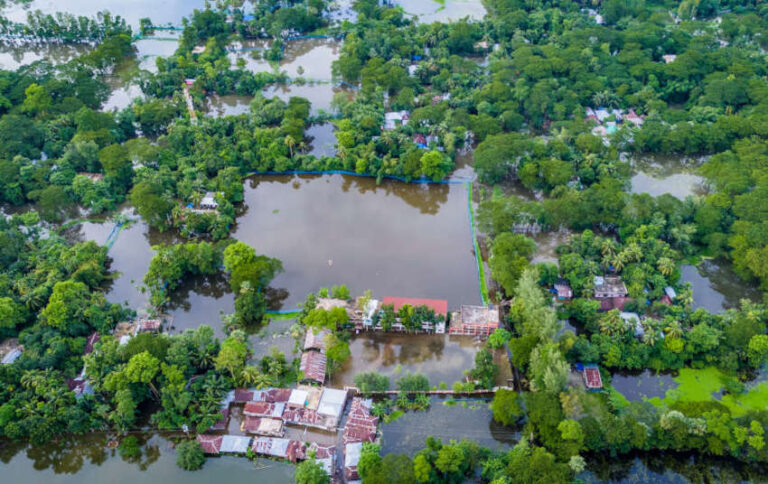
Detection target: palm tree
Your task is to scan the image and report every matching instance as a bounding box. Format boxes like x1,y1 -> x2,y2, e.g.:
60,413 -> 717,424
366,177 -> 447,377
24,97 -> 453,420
240,366 -> 262,386
284,135 -> 295,158
611,253 -> 626,272
599,310 -> 626,337
665,320 -> 683,339
657,257 -> 675,276
641,320 -> 658,346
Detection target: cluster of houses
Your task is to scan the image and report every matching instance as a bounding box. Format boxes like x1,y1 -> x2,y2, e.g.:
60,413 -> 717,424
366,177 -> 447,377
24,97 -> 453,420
586,107 -> 645,139
314,295 -> 500,339
197,385 -> 379,481
0,338 -> 23,365
554,275 -> 678,339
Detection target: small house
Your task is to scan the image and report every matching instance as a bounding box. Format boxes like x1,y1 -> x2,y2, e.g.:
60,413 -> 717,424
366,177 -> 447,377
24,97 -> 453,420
184,78 -> 196,86
664,286 -> 677,300
1,347 -> 22,365
662,54 -> 677,64
598,296 -> 632,312
303,329 -> 330,353
383,111 -> 409,130
580,363 -> 603,390
299,351 -> 327,385
192,45 -> 207,54
593,276 -> 628,299
474,40 -> 490,51
381,297 -> 448,333
594,108 -> 611,123
219,435 -> 252,454
345,442 -> 363,481
317,387 -> 347,427
343,398 -> 379,444
241,416 -> 284,437
244,401 -> 286,419
413,133 -> 427,148
620,312 -> 643,337
408,64 -> 419,77
197,434 -> 223,454
625,109 -> 644,127
199,192 -> 218,210
554,280 -> 573,301
77,172 -> 104,183
251,437 -> 306,462
449,305 -> 499,337
137,319 -> 161,333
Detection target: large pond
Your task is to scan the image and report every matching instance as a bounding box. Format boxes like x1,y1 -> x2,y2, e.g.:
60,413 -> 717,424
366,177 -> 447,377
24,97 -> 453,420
395,0 -> 487,24
380,398 -> 517,456
680,260 -> 762,313
629,155 -> 707,200
67,174 -> 481,334
3,0 -> 204,29
233,174 -> 482,309
0,433 -> 294,483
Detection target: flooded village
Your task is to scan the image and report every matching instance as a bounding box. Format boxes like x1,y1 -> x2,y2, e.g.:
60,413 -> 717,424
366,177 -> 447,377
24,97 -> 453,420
1,0 -> 768,483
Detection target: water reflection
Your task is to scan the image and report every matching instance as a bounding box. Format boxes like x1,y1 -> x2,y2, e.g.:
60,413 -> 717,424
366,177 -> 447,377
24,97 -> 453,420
306,122 -> 337,158
395,0 -> 487,23
680,260 -> 762,313
135,39 -> 179,73
2,0 -> 204,29
204,94 -> 252,117
380,398 -> 517,456
263,83 -> 352,115
0,432 -> 294,483
164,273 -> 235,336
331,333 -> 484,387
630,155 -> 707,199
609,370 -> 677,401
233,174 -> 480,309
228,38 -> 340,82
0,41 -> 91,70
582,451 -> 768,484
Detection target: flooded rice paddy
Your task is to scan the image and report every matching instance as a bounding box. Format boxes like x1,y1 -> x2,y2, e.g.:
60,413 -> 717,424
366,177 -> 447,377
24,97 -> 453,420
380,398 -> 517,455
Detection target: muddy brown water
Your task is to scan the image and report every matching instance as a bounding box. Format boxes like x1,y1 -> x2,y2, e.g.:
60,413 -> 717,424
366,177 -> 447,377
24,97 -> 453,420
232,174 -> 482,309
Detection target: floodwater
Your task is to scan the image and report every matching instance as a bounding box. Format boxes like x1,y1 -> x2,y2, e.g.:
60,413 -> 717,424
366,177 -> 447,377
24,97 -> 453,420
610,370 -> 678,401
629,155 -> 707,199
0,432 -> 294,483
263,83 -> 352,115
102,59 -> 144,112
135,39 -> 179,73
330,333 -> 485,387
249,318 -> 299,362
232,174 -> 482,309
306,122 -> 337,158
204,95 -> 252,117
380,398 -> 517,456
228,39 -> 339,81
680,260 -> 762,313
0,41 -> 90,70
3,0 -> 204,29
530,230 -> 571,265
581,451 -> 768,484
395,0 -> 487,23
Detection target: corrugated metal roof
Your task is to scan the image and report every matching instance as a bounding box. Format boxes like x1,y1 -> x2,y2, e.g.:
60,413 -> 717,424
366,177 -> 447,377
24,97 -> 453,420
220,435 -> 251,454
317,388 -> 347,418
196,434 -> 223,454
300,351 -> 327,384
244,401 -> 286,419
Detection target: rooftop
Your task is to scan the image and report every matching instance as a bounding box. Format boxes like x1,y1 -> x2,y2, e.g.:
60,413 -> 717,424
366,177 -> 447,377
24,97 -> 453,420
244,401 -> 286,419
304,329 -> 330,353
317,387 -> 347,419
381,297 -> 448,317
458,305 -> 499,326
300,351 -> 327,384
196,434 -> 223,454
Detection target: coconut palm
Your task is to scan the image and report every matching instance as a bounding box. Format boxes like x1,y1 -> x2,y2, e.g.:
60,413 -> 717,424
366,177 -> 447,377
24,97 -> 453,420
657,257 -> 675,276
665,320 -> 683,339
599,310 -> 626,338
284,135 -> 295,158
240,366 -> 262,386
641,320 -> 659,346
